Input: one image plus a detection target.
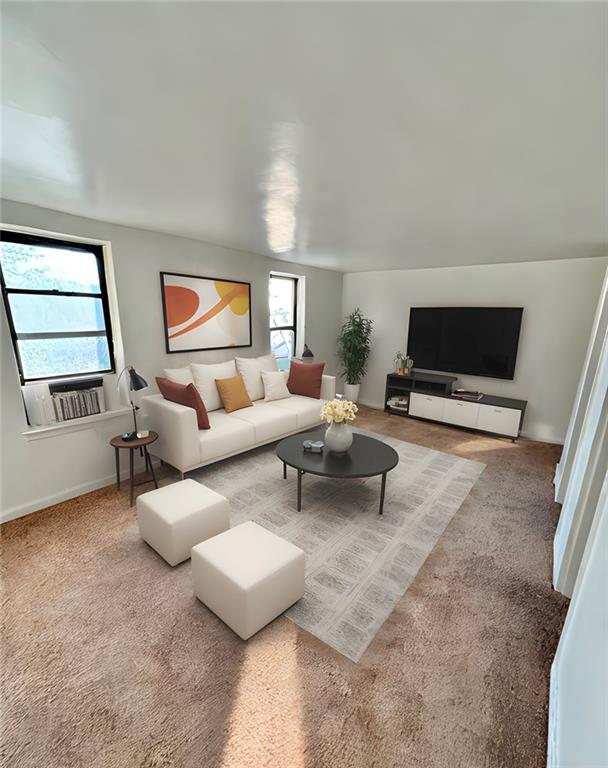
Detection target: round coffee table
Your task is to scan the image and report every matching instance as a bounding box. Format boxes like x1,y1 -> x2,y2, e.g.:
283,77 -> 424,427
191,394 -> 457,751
276,430 -> 399,515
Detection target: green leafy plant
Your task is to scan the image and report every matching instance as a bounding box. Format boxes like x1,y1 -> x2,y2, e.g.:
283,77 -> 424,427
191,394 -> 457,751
337,308 -> 374,385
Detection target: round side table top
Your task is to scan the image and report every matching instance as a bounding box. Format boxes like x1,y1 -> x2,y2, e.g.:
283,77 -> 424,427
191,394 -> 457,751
110,431 -> 158,450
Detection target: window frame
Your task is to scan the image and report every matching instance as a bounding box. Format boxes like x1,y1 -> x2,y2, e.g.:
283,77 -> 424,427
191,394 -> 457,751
0,229 -> 116,384
269,273 -> 298,365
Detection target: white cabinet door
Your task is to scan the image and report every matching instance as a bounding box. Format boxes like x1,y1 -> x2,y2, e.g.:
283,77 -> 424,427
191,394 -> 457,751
477,404 -> 521,437
443,399 -> 480,429
409,392 -> 445,421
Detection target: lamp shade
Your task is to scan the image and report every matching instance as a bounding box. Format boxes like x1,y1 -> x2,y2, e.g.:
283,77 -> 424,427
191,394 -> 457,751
128,366 -> 148,391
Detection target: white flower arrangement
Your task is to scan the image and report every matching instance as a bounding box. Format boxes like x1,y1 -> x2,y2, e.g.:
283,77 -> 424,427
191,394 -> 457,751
320,398 -> 358,424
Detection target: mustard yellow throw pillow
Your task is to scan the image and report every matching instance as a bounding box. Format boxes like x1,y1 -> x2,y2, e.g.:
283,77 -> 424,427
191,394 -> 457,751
215,374 -> 253,413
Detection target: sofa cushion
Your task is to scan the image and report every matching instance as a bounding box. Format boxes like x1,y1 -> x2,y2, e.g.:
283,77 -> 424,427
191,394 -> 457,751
215,374 -> 253,413
266,394 -> 325,429
235,354 -> 278,401
191,360 -> 238,412
163,366 -> 193,385
287,361 -> 325,399
228,401 -> 297,443
199,410 -> 256,462
156,377 -> 210,429
262,370 -> 291,402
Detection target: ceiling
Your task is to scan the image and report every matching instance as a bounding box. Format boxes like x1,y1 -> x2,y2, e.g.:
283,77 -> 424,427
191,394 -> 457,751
1,2 -> 606,273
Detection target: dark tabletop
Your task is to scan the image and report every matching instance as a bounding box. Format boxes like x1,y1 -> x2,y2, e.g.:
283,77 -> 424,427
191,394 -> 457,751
276,429 -> 399,479
110,431 -> 158,449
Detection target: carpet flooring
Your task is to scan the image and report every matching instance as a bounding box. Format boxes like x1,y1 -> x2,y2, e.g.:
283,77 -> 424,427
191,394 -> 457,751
1,407 -> 569,768
191,429 -> 484,661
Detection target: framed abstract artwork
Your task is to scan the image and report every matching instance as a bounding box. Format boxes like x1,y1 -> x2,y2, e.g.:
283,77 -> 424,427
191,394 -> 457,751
160,272 -> 252,353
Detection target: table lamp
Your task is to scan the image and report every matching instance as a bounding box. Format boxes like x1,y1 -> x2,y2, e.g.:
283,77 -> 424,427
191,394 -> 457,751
116,365 -> 149,440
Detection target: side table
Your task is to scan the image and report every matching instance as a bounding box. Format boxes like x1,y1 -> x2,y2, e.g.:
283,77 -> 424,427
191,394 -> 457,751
110,431 -> 159,506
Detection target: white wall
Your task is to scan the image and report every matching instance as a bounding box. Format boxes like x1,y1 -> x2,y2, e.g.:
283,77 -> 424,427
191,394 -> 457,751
342,258 -> 607,443
0,199 -> 343,521
548,472 -> 608,768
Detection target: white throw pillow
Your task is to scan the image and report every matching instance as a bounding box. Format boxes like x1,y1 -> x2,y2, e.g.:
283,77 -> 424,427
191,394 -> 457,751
162,366 -> 193,385
235,354 -> 278,401
190,360 -> 238,411
262,370 -> 291,402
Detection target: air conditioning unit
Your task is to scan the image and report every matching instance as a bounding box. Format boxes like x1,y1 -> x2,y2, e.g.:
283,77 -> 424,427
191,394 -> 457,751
21,383 -> 55,426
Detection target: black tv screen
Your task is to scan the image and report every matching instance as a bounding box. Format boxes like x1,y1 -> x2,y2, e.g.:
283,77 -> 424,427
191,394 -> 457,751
407,307 -> 523,380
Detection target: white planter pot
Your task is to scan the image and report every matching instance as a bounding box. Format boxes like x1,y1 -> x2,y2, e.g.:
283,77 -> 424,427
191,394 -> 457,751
343,383 -> 360,403
325,421 -> 353,454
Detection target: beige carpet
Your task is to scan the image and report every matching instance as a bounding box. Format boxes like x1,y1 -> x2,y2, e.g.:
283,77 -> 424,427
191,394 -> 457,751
1,407 -> 569,768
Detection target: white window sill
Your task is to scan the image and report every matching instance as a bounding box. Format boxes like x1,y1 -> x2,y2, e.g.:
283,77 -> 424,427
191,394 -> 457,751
22,407 -> 132,441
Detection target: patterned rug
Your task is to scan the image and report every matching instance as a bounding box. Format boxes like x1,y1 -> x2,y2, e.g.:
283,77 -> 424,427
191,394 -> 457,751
191,429 -> 485,662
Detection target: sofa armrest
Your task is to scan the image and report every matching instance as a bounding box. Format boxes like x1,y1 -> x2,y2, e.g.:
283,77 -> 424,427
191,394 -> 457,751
140,394 -> 200,472
320,375 -> 336,401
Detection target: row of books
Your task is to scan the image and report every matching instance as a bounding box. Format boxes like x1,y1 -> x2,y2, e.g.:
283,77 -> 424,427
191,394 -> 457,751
52,388 -> 106,422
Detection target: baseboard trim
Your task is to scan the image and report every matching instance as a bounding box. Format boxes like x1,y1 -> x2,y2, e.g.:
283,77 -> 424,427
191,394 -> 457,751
547,663 -> 559,768
1,460 -> 160,524
520,430 -> 564,446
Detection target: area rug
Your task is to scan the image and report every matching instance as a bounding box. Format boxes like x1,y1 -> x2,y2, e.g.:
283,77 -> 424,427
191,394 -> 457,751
191,429 -> 485,661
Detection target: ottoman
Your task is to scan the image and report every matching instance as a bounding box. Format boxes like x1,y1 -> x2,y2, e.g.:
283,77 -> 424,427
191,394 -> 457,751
191,521 -> 305,640
137,479 -> 229,566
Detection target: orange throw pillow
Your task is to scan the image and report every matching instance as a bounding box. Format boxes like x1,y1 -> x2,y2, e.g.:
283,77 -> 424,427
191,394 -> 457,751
156,377 -> 210,429
215,374 -> 253,413
287,361 -> 325,399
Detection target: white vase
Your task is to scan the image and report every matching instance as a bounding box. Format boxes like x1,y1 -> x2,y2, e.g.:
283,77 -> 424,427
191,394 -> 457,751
325,421 -> 353,454
343,383 -> 360,403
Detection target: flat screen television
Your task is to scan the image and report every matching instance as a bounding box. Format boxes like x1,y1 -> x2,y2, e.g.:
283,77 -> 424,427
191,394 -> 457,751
407,307 -> 523,380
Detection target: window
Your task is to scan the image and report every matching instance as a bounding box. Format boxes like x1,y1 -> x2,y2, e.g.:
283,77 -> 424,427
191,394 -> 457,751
269,273 -> 297,371
0,231 -> 115,383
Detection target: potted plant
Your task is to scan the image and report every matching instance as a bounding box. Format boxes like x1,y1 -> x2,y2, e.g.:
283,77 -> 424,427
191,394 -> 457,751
337,308 -> 373,402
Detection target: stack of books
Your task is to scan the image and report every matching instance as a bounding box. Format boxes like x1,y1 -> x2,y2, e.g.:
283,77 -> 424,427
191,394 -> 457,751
452,389 -> 483,401
386,394 -> 409,413
52,387 -> 106,422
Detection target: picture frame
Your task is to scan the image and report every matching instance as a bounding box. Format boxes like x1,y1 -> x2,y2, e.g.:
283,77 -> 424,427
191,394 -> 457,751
160,271 -> 252,354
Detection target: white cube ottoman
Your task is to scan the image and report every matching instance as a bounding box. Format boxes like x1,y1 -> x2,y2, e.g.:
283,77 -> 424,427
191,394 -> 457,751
191,521 -> 305,640
137,479 -> 229,566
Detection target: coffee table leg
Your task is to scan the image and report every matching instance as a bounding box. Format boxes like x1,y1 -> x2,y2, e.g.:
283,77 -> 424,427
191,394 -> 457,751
297,469 -> 304,511
129,448 -> 134,507
379,472 -> 387,515
283,461 -> 287,480
115,447 -> 120,490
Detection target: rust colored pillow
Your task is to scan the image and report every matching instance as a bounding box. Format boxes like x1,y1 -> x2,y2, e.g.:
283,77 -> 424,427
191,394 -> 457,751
215,374 -> 253,413
156,377 -> 210,429
287,361 -> 325,399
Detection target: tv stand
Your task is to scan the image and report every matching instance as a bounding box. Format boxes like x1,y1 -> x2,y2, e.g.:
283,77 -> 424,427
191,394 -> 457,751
384,370 -> 527,441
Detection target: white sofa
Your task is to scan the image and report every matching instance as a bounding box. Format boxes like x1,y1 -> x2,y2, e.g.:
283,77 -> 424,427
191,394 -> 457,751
141,360 -> 335,475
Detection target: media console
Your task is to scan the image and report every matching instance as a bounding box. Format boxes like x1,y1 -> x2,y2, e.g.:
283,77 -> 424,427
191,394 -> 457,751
384,371 -> 527,441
